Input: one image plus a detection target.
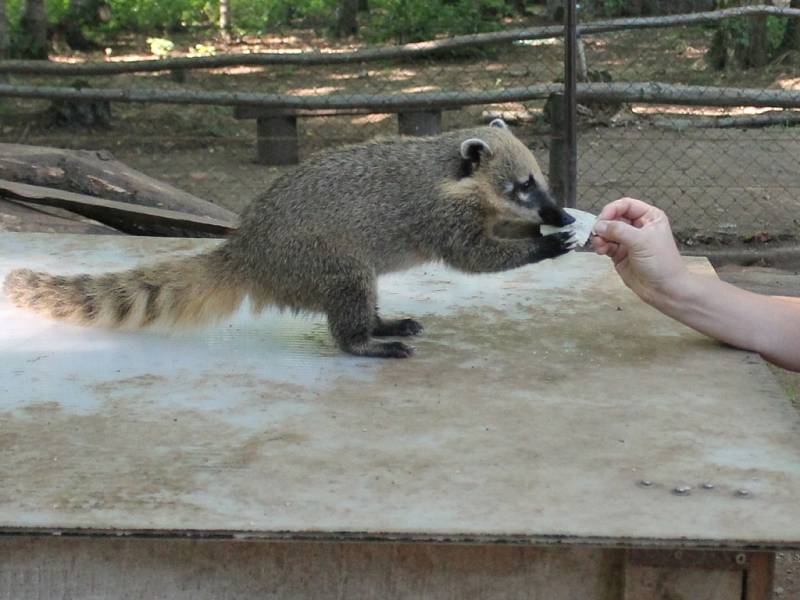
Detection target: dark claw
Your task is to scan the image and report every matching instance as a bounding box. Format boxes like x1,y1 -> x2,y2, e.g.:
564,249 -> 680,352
394,318 -> 424,336
539,231 -> 575,260
342,339 -> 416,358
383,341 -> 415,358
373,318 -> 424,337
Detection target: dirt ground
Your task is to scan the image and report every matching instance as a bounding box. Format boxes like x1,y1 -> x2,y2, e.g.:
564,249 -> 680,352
2,20 -> 800,596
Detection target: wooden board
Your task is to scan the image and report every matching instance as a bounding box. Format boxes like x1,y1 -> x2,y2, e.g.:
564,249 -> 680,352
0,197 -> 120,235
0,179 -> 236,237
0,144 -> 237,222
0,233 -> 799,549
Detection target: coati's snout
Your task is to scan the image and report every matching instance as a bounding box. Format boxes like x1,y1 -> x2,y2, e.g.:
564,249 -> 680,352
538,200 -> 576,227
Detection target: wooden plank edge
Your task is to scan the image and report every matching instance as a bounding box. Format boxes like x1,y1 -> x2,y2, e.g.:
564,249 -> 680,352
0,179 -> 238,238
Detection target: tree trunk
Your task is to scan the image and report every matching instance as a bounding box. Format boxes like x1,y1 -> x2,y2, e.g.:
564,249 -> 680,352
546,0 -> 563,21
337,0 -> 359,36
781,0 -> 800,53
709,0 -> 770,70
0,0 -> 9,82
738,10 -> 769,68
219,0 -> 231,40
19,0 -> 49,59
58,0 -> 107,52
0,0 -> 9,59
507,0 -> 527,14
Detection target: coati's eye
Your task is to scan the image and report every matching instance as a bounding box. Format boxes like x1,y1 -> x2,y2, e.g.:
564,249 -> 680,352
519,175 -> 535,193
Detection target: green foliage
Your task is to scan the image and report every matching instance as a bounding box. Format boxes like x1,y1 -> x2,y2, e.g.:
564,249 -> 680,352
4,0 -> 509,42
366,0 -> 507,44
191,43 -> 216,56
6,0 -> 71,26
708,14 -> 789,69
598,0 -> 627,17
6,0 -> 70,57
104,0 -> 215,32
7,0 -> 211,33
146,37 -> 174,56
225,0 -> 338,32
766,15 -> 790,54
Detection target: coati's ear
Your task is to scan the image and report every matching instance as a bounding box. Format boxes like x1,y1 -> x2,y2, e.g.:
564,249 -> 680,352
458,138 -> 493,178
489,118 -> 509,129
460,138 -> 493,161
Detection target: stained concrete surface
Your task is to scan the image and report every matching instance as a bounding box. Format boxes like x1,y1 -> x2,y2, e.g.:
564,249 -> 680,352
716,264 -> 800,298
1,233 -> 799,548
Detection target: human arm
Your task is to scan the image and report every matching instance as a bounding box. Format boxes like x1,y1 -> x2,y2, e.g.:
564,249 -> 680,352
592,197 -> 800,372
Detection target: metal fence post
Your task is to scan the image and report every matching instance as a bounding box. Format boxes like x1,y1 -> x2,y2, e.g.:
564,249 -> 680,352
548,92 -> 567,206
563,0 -> 578,209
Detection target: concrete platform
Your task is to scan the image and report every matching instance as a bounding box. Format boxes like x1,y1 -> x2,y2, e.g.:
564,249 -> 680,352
0,233 -> 797,599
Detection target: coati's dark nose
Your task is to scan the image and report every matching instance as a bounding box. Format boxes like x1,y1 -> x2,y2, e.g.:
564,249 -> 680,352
539,205 -> 575,227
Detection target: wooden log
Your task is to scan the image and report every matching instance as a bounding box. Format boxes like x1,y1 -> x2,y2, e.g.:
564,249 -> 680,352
0,197 -> 121,235
0,179 -> 236,237
1,82 -> 799,111
0,144 -> 238,225
0,81 -> 559,110
576,82 -> 800,109
481,109 -> 541,124
652,110 -> 800,129
0,5 -> 798,76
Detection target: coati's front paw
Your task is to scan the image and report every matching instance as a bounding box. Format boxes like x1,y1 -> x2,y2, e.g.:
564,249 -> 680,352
373,318 -> 424,337
346,339 -> 416,359
535,231 -> 577,261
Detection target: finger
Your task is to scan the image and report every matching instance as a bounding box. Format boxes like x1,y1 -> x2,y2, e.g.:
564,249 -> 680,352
597,197 -> 655,223
592,235 -> 621,258
611,245 -> 628,266
591,235 -> 610,254
604,241 -> 622,261
593,219 -> 643,247
630,206 -> 669,230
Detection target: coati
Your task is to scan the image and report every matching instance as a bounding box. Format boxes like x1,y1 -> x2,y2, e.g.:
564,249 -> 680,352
3,119 -> 576,358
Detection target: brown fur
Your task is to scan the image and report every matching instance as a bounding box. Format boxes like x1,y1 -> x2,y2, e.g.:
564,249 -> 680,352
3,122 -> 574,358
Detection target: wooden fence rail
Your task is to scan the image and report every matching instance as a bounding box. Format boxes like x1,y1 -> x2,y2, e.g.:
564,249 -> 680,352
1,82 -> 799,110
0,5 -> 798,76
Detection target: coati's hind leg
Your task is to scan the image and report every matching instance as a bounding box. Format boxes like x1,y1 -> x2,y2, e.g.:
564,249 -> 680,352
324,270 -> 414,359
372,313 -> 424,337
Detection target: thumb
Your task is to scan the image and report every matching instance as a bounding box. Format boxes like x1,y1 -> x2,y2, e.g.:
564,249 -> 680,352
593,220 -> 642,247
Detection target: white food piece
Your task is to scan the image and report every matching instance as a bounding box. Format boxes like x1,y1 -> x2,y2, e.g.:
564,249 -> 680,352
540,208 -> 598,247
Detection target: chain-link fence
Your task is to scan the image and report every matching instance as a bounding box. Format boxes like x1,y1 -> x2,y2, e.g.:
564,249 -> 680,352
572,4 -> 800,243
0,3 -> 798,244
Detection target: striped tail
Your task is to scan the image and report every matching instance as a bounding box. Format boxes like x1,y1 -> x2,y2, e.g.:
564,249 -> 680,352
3,249 -> 245,330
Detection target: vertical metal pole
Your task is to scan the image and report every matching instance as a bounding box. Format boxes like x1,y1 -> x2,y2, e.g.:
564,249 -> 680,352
548,93 -> 566,206
563,0 -> 578,208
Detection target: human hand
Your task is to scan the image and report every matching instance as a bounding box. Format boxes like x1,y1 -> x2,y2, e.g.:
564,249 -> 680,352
591,197 -> 688,303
